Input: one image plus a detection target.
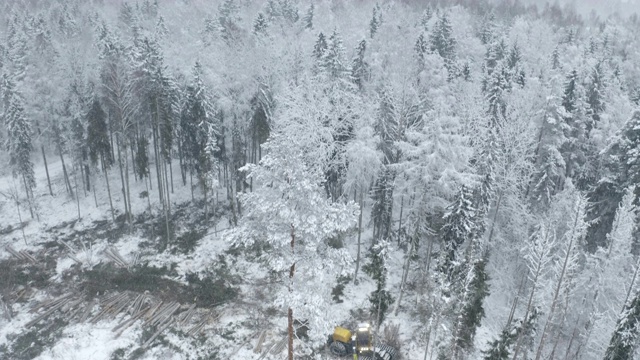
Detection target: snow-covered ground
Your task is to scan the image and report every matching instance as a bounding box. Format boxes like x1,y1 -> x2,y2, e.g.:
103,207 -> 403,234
0,153 -> 510,360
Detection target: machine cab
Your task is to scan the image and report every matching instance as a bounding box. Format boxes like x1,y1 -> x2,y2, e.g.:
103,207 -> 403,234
354,323 -> 372,354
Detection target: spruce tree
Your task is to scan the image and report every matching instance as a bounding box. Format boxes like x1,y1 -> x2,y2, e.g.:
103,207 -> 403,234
312,32 -> 328,74
454,258 -> 490,354
415,33 -> 428,70
350,39 -> 369,91
586,62 -> 605,135
86,99 -> 112,167
369,6 -> 379,39
507,43 -> 521,70
303,2 -> 314,29
421,6 -> 433,30
440,186 -> 477,272
4,87 -> 35,199
323,29 -> 347,79
253,12 -> 268,36
280,0 -> 299,23
604,291 -> 640,360
429,12 -> 456,66
551,45 -> 560,70
363,240 -> 394,326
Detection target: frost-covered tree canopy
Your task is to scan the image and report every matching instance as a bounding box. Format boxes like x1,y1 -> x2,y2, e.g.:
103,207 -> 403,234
0,1 -> 640,359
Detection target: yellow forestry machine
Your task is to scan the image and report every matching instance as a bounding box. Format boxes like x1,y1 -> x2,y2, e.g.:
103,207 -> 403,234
326,323 -> 397,360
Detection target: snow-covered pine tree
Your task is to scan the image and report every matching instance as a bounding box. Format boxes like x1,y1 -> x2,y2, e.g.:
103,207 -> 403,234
4,82 -> 35,206
604,291 -> 640,360
584,186 -> 637,358
280,0 -> 299,24
415,33 -> 428,70
86,98 -> 112,168
585,62 -> 606,136
585,110 -> 640,251
534,190 -> 588,360
312,32 -> 328,74
429,12 -> 457,76
363,239 -> 394,327
479,12 -> 496,45
180,62 -> 216,210
421,5 -> 433,31
227,79 -> 358,358
322,29 -> 347,79
551,45 -> 560,70
528,102 -> 566,210
86,98 -> 115,220
511,221 -> 556,360
485,64 -> 508,129
452,257 -> 490,358
506,43 -> 521,70
252,12 -> 268,36
350,39 -> 369,91
369,6 -> 379,39
618,110 -> 640,205
302,2 -> 313,29
439,185 -> 477,274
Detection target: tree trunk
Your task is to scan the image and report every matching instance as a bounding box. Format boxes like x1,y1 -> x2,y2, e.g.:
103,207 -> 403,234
161,160 -> 171,247
41,145 -> 53,196
145,175 -> 152,215
123,145 -> 132,229
229,165 -> 238,226
93,175 -> 99,207
79,163 -> 87,197
486,191 -> 503,244
354,190 -> 364,284
189,167 -> 194,202
21,174 -> 34,219
394,234 -> 415,316
288,225 -> 296,360
73,170 -> 81,221
116,138 -> 129,223
102,155 -> 115,222
130,138 -> 137,182
512,234 -> 548,360
84,164 -> 91,192
178,138 -> 186,186
59,151 -> 73,196
169,159 -> 174,194
397,195 -> 404,245
534,205 -> 581,360
152,125 -> 164,207
204,177 -> 209,221
14,195 -> 27,245
622,257 -> 640,312
164,159 -> 171,242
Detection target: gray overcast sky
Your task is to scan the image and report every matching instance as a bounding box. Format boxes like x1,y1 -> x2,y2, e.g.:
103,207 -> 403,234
543,0 -> 640,17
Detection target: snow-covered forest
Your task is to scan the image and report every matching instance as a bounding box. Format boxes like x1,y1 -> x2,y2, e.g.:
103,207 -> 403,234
1,0 -> 640,359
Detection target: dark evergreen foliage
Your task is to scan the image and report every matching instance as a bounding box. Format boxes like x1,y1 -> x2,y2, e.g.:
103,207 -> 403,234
350,39 -> 369,91
455,258 -> 490,351
604,291 -> 640,360
253,13 -> 268,36
86,99 -> 112,167
440,186 -> 477,270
